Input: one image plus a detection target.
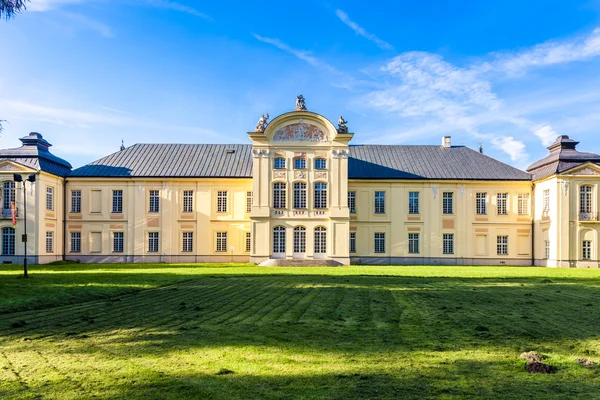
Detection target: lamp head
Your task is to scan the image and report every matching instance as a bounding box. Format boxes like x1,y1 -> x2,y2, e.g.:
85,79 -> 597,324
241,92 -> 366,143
13,174 -> 23,183
27,174 -> 36,183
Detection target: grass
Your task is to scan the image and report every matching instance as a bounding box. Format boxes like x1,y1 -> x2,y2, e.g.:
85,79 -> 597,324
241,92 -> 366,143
1,264 -> 599,399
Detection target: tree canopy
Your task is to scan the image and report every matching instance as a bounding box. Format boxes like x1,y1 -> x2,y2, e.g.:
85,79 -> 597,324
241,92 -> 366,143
1,0 -> 29,20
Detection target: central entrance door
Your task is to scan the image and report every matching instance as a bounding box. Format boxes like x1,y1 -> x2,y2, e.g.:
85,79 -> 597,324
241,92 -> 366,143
293,226 -> 306,259
272,226 -> 286,259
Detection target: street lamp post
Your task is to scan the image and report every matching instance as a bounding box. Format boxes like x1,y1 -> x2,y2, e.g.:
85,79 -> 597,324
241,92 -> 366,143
13,174 -> 36,278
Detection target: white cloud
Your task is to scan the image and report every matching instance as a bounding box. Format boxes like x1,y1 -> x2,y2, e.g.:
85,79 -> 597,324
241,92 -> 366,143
490,136 -> 528,164
144,0 -> 211,20
63,12 -> 114,38
335,9 -> 394,51
27,0 -> 86,12
532,125 -> 558,146
253,34 -> 322,67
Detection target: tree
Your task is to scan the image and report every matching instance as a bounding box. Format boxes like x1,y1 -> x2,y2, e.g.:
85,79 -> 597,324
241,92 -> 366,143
1,0 -> 29,20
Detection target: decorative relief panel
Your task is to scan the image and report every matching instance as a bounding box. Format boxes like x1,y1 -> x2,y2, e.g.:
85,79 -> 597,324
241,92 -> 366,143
332,150 -> 348,158
295,171 -> 307,180
273,122 -> 328,142
273,171 -> 286,180
315,172 -> 327,180
568,167 -> 600,176
0,162 -> 25,172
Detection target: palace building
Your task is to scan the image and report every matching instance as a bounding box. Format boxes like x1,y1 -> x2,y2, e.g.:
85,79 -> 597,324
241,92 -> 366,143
0,97 -> 599,267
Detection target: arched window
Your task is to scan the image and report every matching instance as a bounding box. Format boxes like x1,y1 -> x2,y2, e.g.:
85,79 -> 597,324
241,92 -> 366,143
273,183 -> 286,209
294,226 -> 306,253
294,158 -> 306,170
273,226 -> 286,254
2,227 -> 15,255
2,181 -> 15,210
314,183 -> 327,209
580,185 -> 593,215
314,158 -> 327,170
314,227 -> 327,254
293,182 -> 307,209
274,157 -> 286,169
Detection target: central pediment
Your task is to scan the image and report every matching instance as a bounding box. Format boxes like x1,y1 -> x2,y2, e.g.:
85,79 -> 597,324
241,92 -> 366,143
273,121 -> 329,142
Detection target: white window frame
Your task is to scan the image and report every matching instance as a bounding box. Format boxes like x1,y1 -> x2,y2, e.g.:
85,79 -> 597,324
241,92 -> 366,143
46,186 -> 54,211
543,189 -> 550,214
294,158 -> 306,170
274,157 -> 286,169
112,190 -> 123,213
314,183 -> 327,209
183,190 -> 194,213
443,233 -> 454,255
2,227 -> 15,255
349,232 -> 356,253
215,232 -> 226,252
113,232 -> 124,253
70,232 -> 81,253
580,186 -> 593,214
497,193 -> 508,215
518,193 -> 529,215
149,190 -> 160,213
2,182 -> 15,211
374,233 -> 385,253
442,192 -> 453,215
217,191 -> 228,213
314,158 -> 327,170
273,226 -> 286,254
246,192 -> 253,213
71,190 -> 81,213
293,226 -> 306,254
314,227 -> 327,254
348,191 -> 356,214
245,232 -> 251,253
294,182 -> 307,209
408,192 -> 419,214
273,182 -> 287,209
374,191 -> 385,214
544,240 -> 550,259
583,240 -> 592,260
183,232 -> 194,253
46,231 -> 54,253
408,233 -> 420,254
476,193 -> 487,215
497,235 -> 508,256
148,232 -> 159,253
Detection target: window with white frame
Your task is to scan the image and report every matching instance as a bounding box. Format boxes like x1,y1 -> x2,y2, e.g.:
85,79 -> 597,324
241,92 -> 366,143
408,233 -> 420,254
497,235 -> 508,255
71,190 -> 81,213
274,157 -> 286,169
112,190 -> 123,213
442,192 -> 453,215
70,232 -> 81,253
408,192 -> 419,214
217,191 -> 227,213
113,232 -> 124,253
518,193 -> 529,215
183,190 -> 194,213
246,192 -> 253,213
443,233 -> 454,254
349,232 -> 356,253
348,191 -> 356,214
46,231 -> 54,253
149,190 -> 160,213
374,191 -> 385,214
314,227 -> 327,254
294,182 -> 307,209
2,182 -> 15,210
183,232 -> 194,252
273,226 -> 286,253
476,193 -> 487,215
497,193 -> 508,215
294,158 -> 306,169
314,182 -> 327,209
245,232 -> 251,253
148,232 -> 159,253
544,240 -> 550,259
1,227 -> 15,255
580,186 -> 593,214
314,158 -> 327,169
543,189 -> 550,214
215,232 -> 226,252
273,183 -> 287,209
374,233 -> 385,253
583,240 -> 592,260
46,186 -> 54,211
293,226 -> 306,253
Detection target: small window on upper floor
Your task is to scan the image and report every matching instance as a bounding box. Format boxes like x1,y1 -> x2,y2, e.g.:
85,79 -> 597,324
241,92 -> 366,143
314,158 -> 327,170
274,158 -> 286,169
294,158 -> 306,170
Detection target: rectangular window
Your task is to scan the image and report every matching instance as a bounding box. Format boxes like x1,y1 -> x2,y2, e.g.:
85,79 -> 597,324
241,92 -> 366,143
274,158 -> 286,169
349,232 -> 356,253
497,235 -> 508,255
543,189 -> 550,213
314,183 -> 327,209
112,190 -> 123,213
182,232 -> 194,252
408,192 -> 419,214
46,187 -> 54,211
216,232 -> 227,252
46,231 -> 54,253
71,190 -> 81,213
476,193 -> 487,215
580,186 -> 593,214
273,183 -> 287,209
148,232 -> 159,253
217,191 -> 227,213
294,158 -> 306,169
442,192 -> 453,215
374,233 -> 385,253
294,182 -> 307,209
2,228 -> 15,255
408,233 -> 420,254
113,232 -> 124,253
518,193 -> 529,215
183,190 -> 194,213
246,192 -> 253,213
70,232 -> 81,253
149,190 -> 160,213
374,191 -> 385,214
314,158 -> 327,169
583,240 -> 592,260
348,191 -> 356,214
2,182 -> 15,211
443,233 -> 454,255
497,193 -> 508,215
245,232 -> 251,253
544,240 -> 550,259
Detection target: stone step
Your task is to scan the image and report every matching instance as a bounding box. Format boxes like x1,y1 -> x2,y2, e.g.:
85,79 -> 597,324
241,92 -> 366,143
258,259 -> 343,267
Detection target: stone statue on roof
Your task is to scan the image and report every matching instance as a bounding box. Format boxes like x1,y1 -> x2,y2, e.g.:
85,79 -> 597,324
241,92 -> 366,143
295,95 -> 307,111
337,115 -> 348,133
254,113 -> 269,132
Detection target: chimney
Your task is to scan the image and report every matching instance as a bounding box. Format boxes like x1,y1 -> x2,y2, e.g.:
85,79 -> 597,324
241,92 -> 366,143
442,136 -> 451,148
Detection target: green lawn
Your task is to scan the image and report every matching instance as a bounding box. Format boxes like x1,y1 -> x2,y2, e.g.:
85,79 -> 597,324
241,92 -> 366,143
1,264 -> 599,399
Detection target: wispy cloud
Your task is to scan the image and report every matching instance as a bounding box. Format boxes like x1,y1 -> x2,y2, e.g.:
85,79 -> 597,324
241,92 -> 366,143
144,0 -> 211,20
335,9 -> 394,51
28,0 -> 86,12
63,12 -> 114,37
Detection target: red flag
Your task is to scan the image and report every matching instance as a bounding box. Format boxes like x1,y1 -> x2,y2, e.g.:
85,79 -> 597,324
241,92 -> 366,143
11,201 -> 16,226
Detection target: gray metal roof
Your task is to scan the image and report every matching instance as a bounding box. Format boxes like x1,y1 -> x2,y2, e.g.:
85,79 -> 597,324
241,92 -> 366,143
0,133 -> 72,177
70,143 -> 531,181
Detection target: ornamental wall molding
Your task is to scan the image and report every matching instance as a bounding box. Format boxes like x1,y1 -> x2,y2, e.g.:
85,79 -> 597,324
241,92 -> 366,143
273,122 -> 328,142
332,150 -> 348,159
568,167 -> 600,176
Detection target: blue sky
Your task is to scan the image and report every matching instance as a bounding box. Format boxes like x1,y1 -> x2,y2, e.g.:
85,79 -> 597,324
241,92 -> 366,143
1,0 -> 600,169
